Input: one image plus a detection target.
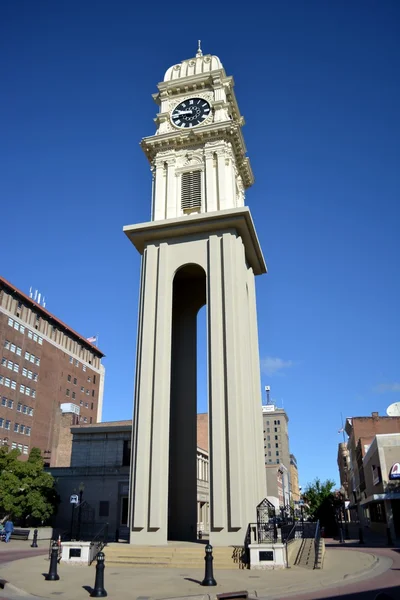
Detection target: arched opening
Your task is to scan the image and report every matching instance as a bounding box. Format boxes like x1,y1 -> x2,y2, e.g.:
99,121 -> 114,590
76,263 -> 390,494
168,263 -> 206,541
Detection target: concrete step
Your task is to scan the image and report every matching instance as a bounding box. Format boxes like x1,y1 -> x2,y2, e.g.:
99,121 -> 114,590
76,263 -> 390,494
103,544 -> 246,569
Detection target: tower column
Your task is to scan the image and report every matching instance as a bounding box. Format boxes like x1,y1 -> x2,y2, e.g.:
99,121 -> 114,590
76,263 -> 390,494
129,242 -> 173,544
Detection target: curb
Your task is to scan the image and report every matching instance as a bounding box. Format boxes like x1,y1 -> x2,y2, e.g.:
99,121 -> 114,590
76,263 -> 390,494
0,578 -> 35,597
255,551 -> 392,600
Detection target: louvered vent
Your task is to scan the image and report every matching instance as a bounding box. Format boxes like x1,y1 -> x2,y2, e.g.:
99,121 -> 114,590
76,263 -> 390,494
181,171 -> 202,212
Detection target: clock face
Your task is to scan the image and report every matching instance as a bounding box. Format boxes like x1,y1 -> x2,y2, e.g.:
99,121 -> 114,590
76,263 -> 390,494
171,98 -> 211,128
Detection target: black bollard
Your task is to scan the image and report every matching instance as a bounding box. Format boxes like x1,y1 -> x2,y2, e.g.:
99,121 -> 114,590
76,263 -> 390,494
45,542 -> 60,581
359,527 -> 364,544
90,551 -> 107,597
31,529 -> 38,548
201,544 -> 217,587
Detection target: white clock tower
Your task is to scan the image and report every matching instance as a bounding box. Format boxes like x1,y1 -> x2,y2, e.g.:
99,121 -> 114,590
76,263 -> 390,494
124,44 -> 267,546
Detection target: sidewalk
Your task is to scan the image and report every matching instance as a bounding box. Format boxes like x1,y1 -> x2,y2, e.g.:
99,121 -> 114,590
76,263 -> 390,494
0,540 -> 394,600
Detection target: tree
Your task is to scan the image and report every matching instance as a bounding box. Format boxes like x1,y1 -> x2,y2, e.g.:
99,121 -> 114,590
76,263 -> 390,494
303,477 -> 335,517
303,477 -> 337,535
0,446 -> 59,525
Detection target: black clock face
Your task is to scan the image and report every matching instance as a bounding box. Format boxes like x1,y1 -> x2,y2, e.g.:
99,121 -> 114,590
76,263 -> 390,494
171,98 -> 211,128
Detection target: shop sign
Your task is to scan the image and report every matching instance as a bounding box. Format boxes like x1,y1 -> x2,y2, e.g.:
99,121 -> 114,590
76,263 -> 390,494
389,463 -> 400,480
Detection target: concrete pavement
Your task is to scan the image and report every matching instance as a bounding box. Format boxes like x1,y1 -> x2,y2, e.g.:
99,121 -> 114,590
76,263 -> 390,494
0,537 -> 397,600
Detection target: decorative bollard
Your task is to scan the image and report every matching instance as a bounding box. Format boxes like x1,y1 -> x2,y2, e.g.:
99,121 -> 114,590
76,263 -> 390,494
90,551 -> 107,597
359,527 -> 364,544
31,529 -> 38,548
201,544 -> 217,587
45,542 -> 60,581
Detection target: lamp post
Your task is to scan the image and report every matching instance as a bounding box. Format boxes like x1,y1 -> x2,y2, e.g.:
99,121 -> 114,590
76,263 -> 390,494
77,482 -> 85,541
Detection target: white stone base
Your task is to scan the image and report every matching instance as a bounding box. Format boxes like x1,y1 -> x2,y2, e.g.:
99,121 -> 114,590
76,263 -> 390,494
249,543 -> 287,570
60,541 -> 94,565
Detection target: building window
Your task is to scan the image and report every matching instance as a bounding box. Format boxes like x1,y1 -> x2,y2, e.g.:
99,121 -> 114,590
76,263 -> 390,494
93,375 -> 96,384
92,390 -> 94,397
66,389 -> 70,396
83,417 -> 87,423
17,403 -> 22,412
82,365 -> 86,372
72,392 -> 76,399
0,418 -> 3,427
181,170 -> 202,212
5,420 -> 11,430
26,427 -> 31,436
91,402 -> 93,410
85,402 -> 89,408
122,440 -> 131,466
14,423 -> 19,432
81,386 -> 84,392
67,375 -> 71,382
99,501 -> 109,518
69,357 -> 73,364
86,390 -> 89,395
276,443 -> 279,448
73,378 -> 77,385
23,445 -> 28,455
87,376 -> 91,383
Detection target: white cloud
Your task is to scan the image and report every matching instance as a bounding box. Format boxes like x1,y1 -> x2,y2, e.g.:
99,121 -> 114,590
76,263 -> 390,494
260,356 -> 294,376
373,383 -> 400,394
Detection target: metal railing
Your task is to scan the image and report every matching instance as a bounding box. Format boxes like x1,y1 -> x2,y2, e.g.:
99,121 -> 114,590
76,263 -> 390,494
90,522 -> 109,564
313,520 -> 321,569
283,522 -> 297,568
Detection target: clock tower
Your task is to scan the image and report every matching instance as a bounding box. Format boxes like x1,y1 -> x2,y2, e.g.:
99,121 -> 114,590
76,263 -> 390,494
124,44 -> 267,546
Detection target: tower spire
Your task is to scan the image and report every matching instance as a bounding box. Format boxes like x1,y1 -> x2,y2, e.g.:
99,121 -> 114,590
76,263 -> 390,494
196,40 -> 203,57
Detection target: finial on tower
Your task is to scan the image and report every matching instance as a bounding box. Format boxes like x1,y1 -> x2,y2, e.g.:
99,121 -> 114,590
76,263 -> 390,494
196,40 -> 203,57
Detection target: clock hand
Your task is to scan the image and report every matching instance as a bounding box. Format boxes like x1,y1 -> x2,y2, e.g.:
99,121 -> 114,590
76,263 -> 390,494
174,110 -> 193,116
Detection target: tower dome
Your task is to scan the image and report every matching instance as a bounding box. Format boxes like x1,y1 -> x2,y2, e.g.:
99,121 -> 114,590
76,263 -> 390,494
164,42 -> 224,82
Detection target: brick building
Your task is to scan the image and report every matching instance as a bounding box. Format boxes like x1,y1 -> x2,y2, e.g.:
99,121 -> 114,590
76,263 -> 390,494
0,276 -> 105,465
337,441 -> 350,498
344,412 -> 400,510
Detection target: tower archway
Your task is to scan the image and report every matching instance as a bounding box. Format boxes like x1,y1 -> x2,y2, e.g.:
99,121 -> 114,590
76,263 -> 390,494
168,263 -> 206,540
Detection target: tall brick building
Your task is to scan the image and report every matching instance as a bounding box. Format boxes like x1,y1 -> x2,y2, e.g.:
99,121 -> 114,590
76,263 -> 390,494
0,276 -> 105,465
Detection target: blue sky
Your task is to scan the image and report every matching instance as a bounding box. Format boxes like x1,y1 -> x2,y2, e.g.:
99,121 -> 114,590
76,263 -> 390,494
1,1 -> 399,489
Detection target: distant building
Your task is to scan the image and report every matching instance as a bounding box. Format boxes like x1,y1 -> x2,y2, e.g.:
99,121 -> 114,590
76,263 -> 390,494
265,463 -> 290,511
50,416 -> 210,537
344,412 -> 400,511
289,454 -> 300,503
361,433 -> 400,540
0,276 -> 105,465
337,442 -> 350,498
262,403 -> 292,502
